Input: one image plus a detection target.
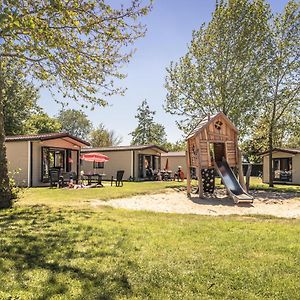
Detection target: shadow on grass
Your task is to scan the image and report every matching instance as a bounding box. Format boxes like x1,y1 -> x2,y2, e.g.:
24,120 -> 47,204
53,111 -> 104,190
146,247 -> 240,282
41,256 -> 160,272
0,207 -> 137,299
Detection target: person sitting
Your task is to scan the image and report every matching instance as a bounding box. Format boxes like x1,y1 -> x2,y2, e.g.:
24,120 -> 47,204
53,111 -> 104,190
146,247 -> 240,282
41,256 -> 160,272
174,166 -> 184,181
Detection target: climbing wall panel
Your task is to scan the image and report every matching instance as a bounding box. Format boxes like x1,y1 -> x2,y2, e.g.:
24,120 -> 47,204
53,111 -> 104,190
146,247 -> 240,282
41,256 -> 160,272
201,168 -> 215,193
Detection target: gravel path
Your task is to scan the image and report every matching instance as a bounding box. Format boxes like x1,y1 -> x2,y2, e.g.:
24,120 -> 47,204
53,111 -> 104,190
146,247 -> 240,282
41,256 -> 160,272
91,190 -> 300,218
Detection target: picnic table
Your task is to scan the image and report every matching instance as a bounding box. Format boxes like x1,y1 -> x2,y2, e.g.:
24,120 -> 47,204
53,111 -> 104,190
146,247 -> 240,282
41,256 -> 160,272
83,173 -> 106,187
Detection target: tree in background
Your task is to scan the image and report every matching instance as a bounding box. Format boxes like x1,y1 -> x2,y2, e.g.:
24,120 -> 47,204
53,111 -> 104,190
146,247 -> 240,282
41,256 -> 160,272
90,123 -> 123,148
165,0 -> 299,188
257,1 -> 300,187
242,1 -> 299,186
284,114 -> 300,148
24,113 -> 62,134
3,65 -> 39,135
165,0 -> 270,136
242,112 -> 300,163
163,140 -> 186,152
57,109 -> 92,140
131,99 -> 167,146
0,0 -> 151,208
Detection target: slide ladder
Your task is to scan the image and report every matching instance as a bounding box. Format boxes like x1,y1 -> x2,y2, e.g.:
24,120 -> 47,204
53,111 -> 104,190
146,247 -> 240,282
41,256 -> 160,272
214,159 -> 253,203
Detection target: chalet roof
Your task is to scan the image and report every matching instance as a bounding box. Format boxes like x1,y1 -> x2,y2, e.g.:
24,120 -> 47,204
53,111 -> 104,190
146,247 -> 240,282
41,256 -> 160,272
161,151 -> 186,157
5,133 -> 90,146
260,148 -> 300,156
81,144 -> 167,153
186,112 -> 238,139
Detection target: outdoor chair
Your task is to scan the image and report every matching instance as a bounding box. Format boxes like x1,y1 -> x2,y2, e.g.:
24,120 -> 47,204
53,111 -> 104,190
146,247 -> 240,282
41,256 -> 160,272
111,170 -> 124,187
49,169 -> 62,187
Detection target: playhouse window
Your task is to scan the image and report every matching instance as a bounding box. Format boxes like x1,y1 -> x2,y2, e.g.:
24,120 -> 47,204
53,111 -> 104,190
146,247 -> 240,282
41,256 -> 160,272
214,120 -> 223,130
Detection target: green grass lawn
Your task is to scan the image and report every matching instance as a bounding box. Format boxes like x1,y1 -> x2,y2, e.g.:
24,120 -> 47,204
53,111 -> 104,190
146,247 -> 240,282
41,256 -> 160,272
1,181 -> 300,299
214,176 -> 300,194
18,181 -> 185,208
19,178 -> 300,210
249,177 -> 300,193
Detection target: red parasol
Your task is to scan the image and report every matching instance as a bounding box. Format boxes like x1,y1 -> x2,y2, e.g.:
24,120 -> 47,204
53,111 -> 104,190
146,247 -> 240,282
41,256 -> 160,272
80,152 -> 109,162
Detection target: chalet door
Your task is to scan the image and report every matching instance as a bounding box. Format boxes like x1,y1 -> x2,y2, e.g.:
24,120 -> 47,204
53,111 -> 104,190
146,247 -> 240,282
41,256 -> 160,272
273,158 -> 292,182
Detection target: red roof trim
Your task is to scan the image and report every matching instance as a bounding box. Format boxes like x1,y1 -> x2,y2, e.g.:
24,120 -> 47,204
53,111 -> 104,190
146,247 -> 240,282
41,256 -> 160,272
5,133 -> 90,146
81,144 -> 167,153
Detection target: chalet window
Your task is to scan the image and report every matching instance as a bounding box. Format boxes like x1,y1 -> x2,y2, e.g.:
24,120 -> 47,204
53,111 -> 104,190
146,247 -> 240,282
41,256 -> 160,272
273,158 -> 292,182
137,154 -> 160,178
93,161 -> 104,169
49,150 -> 65,169
41,147 -> 66,182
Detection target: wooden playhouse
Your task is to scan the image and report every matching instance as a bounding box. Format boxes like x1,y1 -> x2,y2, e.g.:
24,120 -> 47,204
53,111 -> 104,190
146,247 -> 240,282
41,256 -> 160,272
186,112 -> 252,203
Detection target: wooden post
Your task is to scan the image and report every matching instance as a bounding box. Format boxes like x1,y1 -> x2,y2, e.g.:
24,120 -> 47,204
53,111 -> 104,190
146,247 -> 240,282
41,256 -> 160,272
237,148 -> 246,190
195,137 -> 204,198
197,166 -> 204,198
186,149 -> 191,197
245,164 -> 252,192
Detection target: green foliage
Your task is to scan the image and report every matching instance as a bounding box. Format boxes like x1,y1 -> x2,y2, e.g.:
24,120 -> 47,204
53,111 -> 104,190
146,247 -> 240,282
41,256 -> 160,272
242,112 -> 300,162
89,123 -> 122,148
0,0 -> 151,105
24,113 -> 62,134
259,1 -> 300,148
7,170 -> 21,201
0,0 -> 151,207
163,140 -> 186,152
131,99 -> 167,146
242,1 -> 300,170
165,0 -> 270,136
57,109 -> 92,140
3,64 -> 39,135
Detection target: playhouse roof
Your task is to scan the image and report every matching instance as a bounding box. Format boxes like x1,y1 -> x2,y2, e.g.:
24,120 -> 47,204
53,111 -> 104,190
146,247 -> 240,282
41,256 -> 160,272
186,112 -> 238,139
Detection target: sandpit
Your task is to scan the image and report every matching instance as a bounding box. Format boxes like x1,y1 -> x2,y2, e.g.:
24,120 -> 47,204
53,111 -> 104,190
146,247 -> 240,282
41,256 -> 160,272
91,189 -> 300,218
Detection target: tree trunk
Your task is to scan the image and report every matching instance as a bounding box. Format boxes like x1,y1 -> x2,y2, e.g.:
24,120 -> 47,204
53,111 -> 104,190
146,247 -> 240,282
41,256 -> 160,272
268,129 -> 274,187
0,62 -> 12,208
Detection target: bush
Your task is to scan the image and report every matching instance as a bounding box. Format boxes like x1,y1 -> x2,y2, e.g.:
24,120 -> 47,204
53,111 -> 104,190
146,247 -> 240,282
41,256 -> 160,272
8,169 -> 22,201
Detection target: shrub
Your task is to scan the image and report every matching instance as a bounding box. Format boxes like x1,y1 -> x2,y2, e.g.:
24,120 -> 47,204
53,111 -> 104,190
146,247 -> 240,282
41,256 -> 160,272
8,169 -> 23,201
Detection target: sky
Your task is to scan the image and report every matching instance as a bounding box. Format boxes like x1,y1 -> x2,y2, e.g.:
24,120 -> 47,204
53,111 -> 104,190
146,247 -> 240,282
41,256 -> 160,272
38,0 -> 289,145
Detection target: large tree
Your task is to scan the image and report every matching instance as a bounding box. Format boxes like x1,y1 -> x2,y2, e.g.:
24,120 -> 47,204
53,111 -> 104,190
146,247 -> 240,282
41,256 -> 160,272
57,109 -> 92,140
0,0 -> 151,208
90,123 -> 123,148
3,64 -> 39,135
131,99 -> 167,146
259,0 -> 300,187
165,0 -> 270,135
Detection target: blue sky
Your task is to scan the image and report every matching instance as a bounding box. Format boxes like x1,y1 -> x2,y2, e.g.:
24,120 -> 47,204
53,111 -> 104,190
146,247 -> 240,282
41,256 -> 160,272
38,0 -> 289,145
